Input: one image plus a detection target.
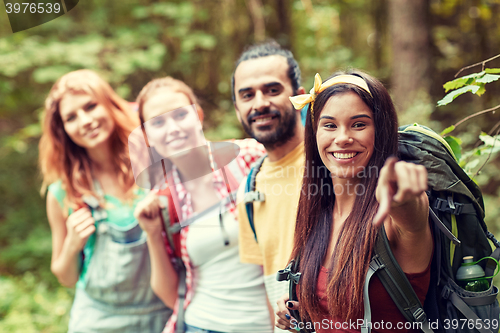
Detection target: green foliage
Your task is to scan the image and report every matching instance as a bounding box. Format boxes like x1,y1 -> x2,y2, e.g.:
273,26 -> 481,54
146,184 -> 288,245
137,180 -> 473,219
444,135 -> 462,161
485,68 -> 500,74
0,274 -> 72,333
438,85 -> 481,106
438,61 -> 500,178
443,72 -> 485,92
437,69 -> 500,106
0,144 -> 54,283
440,125 -> 455,136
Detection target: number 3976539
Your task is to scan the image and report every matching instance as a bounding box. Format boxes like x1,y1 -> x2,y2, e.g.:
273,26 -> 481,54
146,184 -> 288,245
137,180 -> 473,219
5,2 -> 61,14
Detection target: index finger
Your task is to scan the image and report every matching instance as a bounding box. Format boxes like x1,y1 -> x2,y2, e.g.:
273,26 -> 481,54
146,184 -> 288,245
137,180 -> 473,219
373,157 -> 398,227
379,156 -> 398,184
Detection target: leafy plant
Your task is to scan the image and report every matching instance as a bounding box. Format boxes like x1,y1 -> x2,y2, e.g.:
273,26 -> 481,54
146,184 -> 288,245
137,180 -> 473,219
437,54 -> 500,178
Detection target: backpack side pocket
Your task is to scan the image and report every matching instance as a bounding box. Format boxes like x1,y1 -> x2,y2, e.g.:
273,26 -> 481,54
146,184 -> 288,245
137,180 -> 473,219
442,278 -> 499,333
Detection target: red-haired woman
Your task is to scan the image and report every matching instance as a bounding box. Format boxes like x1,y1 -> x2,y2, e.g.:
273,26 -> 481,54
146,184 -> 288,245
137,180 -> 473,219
133,77 -> 273,333
275,71 -> 433,332
39,70 -> 171,332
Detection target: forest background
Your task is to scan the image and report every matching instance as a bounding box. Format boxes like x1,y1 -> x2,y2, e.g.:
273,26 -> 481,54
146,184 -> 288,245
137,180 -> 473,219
1,0 -> 500,332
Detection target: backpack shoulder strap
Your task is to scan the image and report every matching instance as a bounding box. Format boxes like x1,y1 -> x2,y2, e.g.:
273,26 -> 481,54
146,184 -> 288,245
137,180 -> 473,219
82,179 -> 108,222
159,197 -> 181,254
243,154 -> 267,242
158,190 -> 186,333
369,225 -> 433,333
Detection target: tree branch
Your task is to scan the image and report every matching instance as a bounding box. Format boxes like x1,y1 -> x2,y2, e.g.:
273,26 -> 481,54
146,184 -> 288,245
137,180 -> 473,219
453,104 -> 500,129
454,53 -> 500,78
473,126 -> 500,178
488,120 -> 500,136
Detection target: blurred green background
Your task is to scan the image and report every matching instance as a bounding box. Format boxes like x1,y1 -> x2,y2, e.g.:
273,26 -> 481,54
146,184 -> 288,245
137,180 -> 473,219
1,0 -> 500,331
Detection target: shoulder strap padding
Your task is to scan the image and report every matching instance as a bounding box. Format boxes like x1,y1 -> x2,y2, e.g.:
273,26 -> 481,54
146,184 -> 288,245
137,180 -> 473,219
372,225 -> 430,328
158,191 -> 186,333
244,154 -> 267,242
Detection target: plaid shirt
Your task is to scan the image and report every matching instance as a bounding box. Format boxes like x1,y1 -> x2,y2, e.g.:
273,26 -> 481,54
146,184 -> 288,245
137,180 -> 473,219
164,138 -> 266,333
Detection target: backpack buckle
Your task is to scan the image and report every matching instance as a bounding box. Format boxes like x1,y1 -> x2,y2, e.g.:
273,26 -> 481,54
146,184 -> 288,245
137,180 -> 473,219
244,191 -> 265,204
169,223 -> 182,234
276,260 -> 301,284
276,261 -> 294,281
433,197 -> 463,215
441,285 -> 452,300
369,254 -> 385,271
411,307 -> 426,323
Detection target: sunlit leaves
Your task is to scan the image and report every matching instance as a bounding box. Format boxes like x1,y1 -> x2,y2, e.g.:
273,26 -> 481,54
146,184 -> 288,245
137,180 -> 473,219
476,74 -> 500,84
181,33 -> 217,52
443,71 -> 484,92
437,85 -> 480,106
455,133 -> 500,176
444,135 -> 462,161
479,132 -> 500,149
33,65 -> 74,84
0,32 -> 165,87
440,125 -> 455,136
485,68 -> 500,74
437,68 -> 500,106
464,159 -> 480,171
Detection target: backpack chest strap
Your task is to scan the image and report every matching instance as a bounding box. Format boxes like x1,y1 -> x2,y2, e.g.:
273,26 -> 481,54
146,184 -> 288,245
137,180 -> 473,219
432,196 -> 476,215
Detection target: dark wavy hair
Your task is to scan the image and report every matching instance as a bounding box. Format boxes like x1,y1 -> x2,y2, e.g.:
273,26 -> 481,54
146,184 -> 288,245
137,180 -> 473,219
290,69 -> 398,322
231,39 -> 301,101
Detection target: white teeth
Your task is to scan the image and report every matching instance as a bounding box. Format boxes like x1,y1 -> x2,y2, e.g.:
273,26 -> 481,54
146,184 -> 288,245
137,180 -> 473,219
333,152 -> 357,159
254,117 -> 273,123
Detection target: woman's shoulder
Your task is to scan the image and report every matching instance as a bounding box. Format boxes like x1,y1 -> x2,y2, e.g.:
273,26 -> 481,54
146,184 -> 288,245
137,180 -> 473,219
47,180 -> 66,208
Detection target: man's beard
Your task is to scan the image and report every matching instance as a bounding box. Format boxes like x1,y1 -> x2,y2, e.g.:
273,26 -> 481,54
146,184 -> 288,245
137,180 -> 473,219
241,105 -> 297,151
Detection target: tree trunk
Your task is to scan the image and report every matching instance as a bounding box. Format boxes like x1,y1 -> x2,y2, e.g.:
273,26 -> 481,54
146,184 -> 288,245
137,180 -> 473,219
371,0 -> 388,71
245,0 -> 266,42
389,0 -> 432,115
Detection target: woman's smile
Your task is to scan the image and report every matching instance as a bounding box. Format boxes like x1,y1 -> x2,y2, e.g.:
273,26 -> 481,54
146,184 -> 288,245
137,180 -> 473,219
59,93 -> 115,150
167,136 -> 188,148
316,91 -> 375,179
142,90 -> 206,160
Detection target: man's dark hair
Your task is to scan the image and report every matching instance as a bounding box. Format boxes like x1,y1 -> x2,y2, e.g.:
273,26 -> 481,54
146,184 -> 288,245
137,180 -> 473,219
231,40 -> 301,102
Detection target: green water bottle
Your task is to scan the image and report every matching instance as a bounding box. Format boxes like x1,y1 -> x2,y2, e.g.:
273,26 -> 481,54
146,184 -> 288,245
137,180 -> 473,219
456,256 -> 490,292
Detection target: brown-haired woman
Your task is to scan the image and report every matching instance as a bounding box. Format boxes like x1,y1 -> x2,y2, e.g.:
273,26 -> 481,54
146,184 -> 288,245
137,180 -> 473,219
275,71 -> 433,332
133,77 -> 274,333
39,69 -> 171,332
